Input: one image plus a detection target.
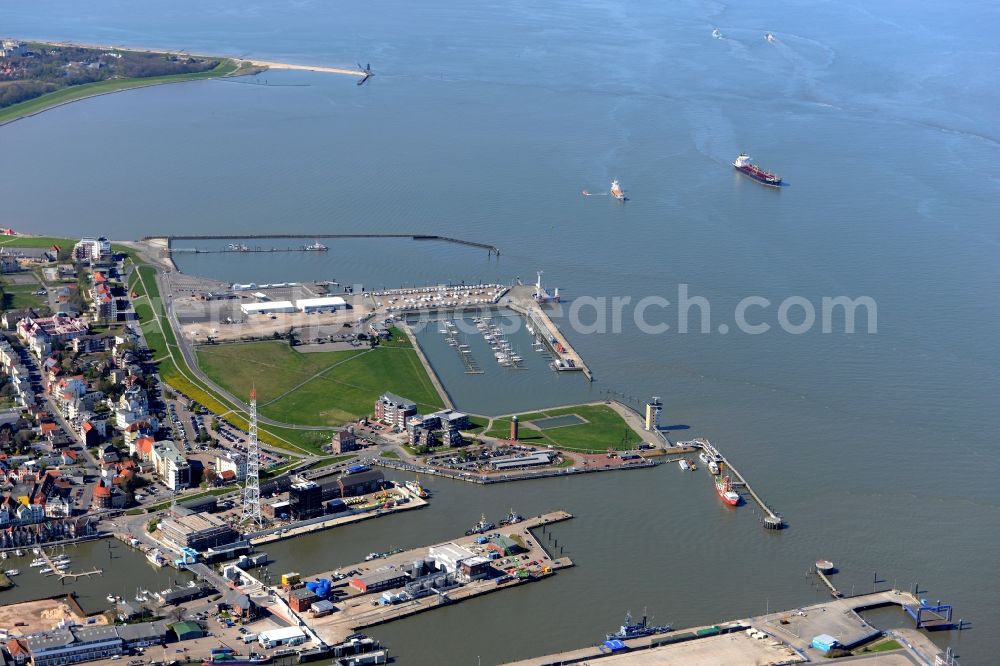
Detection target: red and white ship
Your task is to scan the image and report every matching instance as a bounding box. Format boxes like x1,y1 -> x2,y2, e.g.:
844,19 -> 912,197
716,474 -> 740,506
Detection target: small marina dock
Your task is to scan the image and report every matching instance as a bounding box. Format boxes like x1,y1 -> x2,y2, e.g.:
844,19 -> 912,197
691,438 -> 784,529
37,546 -> 104,583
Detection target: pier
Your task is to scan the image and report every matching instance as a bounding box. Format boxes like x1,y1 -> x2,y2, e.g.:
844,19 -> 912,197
504,589 -> 953,666
692,438 -> 784,529
815,569 -> 843,598
142,233 -> 501,256
293,511 -> 573,644
504,285 -> 593,381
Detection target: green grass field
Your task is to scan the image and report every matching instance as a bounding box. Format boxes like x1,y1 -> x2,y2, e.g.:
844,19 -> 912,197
197,332 -> 445,427
1,283 -> 46,310
484,404 -> 639,453
127,264 -> 321,454
0,59 -> 239,125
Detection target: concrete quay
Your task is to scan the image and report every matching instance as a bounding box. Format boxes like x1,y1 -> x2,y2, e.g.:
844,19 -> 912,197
247,490 -> 430,547
296,511 -> 573,644
505,589 -> 940,666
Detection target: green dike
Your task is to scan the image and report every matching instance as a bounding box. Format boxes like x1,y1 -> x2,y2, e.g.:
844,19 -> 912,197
0,59 -> 239,125
128,263 -> 315,455
484,404 -> 640,453
196,329 -> 446,428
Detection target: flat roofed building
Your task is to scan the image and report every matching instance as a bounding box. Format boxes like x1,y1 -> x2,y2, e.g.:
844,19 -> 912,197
490,451 -> 555,471
317,469 -> 384,500
428,542 -> 476,573
159,511 -> 238,551
349,570 -> 411,594
295,296 -> 347,313
240,301 -> 296,315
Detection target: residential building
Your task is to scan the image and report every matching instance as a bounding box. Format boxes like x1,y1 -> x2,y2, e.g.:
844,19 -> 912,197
374,392 -> 416,430
215,451 -> 247,481
91,480 -> 126,510
331,430 -> 357,454
90,271 -> 117,322
151,440 -> 190,490
72,237 -> 113,266
16,316 -> 89,358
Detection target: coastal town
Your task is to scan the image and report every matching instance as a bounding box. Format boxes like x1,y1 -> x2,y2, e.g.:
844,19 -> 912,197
0,231 -> 964,666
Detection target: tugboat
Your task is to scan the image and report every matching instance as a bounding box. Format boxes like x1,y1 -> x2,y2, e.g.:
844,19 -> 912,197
610,180 -> 626,201
733,153 -> 782,187
707,460 -> 720,476
465,513 -> 496,536
606,610 -> 672,641
716,475 -> 741,506
499,509 -> 523,526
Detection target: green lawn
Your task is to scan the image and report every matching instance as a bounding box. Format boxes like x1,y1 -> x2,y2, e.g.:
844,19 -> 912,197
855,639 -> 902,654
196,331 -> 445,427
0,59 -> 239,125
127,264 -> 315,454
484,405 -> 639,453
1,283 -> 46,310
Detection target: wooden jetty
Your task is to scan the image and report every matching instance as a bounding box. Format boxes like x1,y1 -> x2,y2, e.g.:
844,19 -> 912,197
693,438 -> 785,529
37,546 -> 103,583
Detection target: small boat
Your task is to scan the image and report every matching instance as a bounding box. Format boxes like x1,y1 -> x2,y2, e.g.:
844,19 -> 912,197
716,475 -> 740,506
708,461 -> 720,476
39,567 -> 53,574
1,552 -> 7,560
146,549 -> 167,568
107,594 -> 117,603
610,179 -> 626,200
698,452 -> 710,465
765,32 -> 776,43
302,241 -> 329,252
4,569 -> 19,576
32,547 -> 40,555
29,558 -> 46,568
678,459 -> 689,471
364,552 -> 380,562
14,549 -> 23,557
688,460 -> 697,470
712,28 -> 722,39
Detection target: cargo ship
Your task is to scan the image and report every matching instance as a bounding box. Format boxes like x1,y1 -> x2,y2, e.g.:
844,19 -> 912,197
716,475 -> 740,506
606,610 -> 672,641
733,153 -> 781,187
610,180 -> 626,200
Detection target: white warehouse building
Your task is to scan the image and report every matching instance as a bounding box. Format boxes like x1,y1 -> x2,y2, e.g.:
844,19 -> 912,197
296,296 -> 347,313
241,301 -> 296,315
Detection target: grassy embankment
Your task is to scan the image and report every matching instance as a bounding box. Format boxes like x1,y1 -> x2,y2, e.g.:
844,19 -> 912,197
0,59 -> 240,125
127,264 -> 325,454
483,404 -> 640,453
196,330 -> 445,428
